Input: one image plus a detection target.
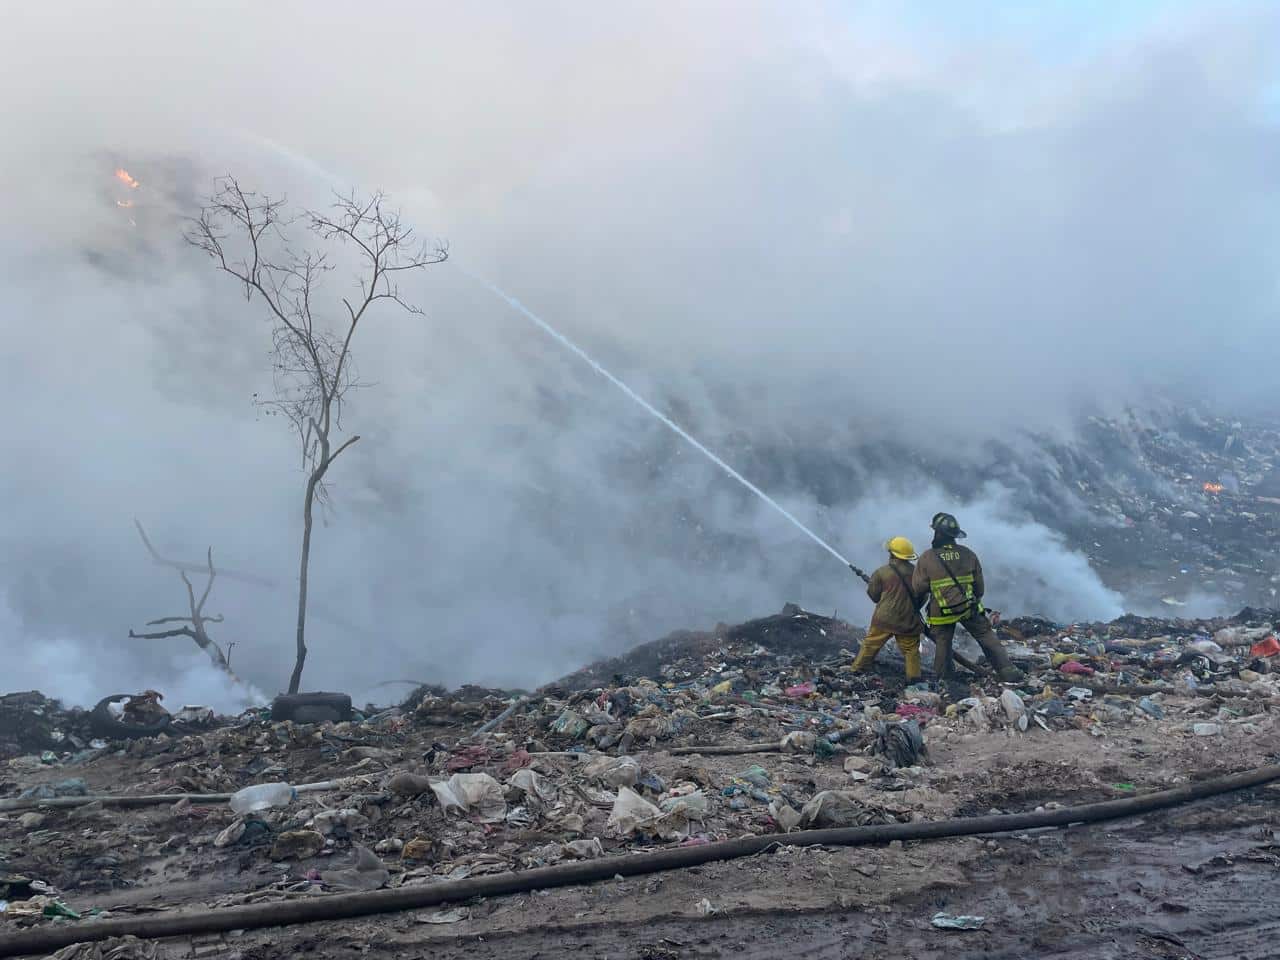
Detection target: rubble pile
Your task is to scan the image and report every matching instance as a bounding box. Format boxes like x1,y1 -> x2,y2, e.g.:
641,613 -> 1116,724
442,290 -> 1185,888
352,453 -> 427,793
2,602 -> 1279,938
1010,411 -> 1280,606
0,693 -> 94,764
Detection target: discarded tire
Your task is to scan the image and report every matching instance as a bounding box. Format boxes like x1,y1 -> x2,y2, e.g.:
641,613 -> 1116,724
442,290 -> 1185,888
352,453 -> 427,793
89,695 -> 172,741
271,692 -> 352,724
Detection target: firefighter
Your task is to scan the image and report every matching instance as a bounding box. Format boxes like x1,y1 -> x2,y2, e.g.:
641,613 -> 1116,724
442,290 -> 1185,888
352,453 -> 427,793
912,512 -> 1025,684
849,536 -> 925,682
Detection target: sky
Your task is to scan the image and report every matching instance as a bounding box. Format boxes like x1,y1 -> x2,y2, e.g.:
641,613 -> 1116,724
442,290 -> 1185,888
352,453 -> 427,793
0,2 -> 1277,708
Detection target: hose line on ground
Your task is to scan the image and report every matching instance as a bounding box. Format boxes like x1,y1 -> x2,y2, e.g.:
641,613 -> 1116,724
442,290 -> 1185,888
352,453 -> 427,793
3,763 -> 1278,958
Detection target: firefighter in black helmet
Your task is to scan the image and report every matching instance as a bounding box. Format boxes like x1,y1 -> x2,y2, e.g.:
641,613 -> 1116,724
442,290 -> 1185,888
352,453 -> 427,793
911,512 -> 1025,684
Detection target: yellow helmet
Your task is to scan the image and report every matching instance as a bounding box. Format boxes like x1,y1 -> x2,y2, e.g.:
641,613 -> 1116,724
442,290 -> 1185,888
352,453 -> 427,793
885,536 -> 917,561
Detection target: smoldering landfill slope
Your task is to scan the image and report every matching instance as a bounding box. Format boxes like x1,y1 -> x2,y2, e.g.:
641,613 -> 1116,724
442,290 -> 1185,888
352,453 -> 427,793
1,4 -> 1279,700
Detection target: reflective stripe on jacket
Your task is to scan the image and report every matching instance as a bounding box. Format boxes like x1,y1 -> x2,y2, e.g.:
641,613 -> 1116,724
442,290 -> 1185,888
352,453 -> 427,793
912,544 -> 986,626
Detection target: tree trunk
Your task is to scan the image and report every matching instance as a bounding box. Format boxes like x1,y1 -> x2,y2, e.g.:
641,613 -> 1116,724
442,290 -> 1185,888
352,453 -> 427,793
289,471 -> 321,694
193,630 -> 234,675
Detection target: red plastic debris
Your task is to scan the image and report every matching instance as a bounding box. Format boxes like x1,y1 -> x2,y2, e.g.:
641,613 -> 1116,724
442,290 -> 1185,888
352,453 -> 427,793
784,682 -> 816,698
1058,660 -> 1095,676
1250,636 -> 1280,658
501,749 -> 533,775
446,744 -> 491,771
894,703 -> 935,723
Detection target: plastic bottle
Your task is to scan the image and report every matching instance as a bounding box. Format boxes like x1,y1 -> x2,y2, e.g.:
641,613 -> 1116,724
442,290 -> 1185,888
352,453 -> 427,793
229,782 -> 297,814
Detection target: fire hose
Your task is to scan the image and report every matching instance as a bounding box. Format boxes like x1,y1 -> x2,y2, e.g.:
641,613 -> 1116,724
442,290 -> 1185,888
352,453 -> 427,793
3,763 -> 1279,957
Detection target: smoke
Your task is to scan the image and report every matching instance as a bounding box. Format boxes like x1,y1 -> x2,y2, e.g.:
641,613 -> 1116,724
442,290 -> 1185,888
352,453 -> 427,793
0,3 -> 1276,701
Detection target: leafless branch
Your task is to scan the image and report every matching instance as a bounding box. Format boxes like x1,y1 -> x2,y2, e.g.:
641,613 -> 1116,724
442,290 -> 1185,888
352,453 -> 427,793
145,614 -> 225,626
131,522 -> 235,677
130,626 -> 197,641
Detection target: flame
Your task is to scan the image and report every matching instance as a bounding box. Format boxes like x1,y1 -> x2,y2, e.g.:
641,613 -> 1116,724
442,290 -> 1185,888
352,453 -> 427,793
114,167 -> 140,189
1204,482 -> 1224,494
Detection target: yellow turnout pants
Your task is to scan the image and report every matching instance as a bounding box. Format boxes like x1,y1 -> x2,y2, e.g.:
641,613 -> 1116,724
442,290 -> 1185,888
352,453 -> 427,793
850,627 -> 922,681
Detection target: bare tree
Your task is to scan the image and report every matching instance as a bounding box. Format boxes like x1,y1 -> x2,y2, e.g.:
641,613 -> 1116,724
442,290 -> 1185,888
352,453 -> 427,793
130,520 -> 235,676
185,177 -> 447,694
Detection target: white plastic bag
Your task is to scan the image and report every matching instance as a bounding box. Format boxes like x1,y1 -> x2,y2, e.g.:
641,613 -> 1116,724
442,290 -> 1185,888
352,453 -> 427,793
607,786 -> 662,836
430,773 -> 507,823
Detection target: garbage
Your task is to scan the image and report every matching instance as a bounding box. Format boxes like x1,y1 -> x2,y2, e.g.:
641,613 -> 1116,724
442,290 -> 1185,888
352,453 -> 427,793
269,830 -> 326,861
17,778 -> 90,800
608,786 -> 664,836
506,768 -> 555,804
429,772 -> 507,823
564,837 -> 605,859
46,935 -> 162,959
229,782 -> 296,814
551,709 -> 590,738
419,907 -> 470,924
931,912 -> 986,930
172,705 -> 215,725
583,754 -> 641,788
213,818 -> 248,848
799,791 -> 868,828
875,720 -> 926,768
310,807 -> 370,836
780,731 -> 818,753
320,844 -> 389,891
385,771 -> 434,796
3,592 -> 1280,942
1000,690 -> 1028,731
1250,636 -> 1280,658
1137,697 -> 1165,719
1058,661 -> 1095,676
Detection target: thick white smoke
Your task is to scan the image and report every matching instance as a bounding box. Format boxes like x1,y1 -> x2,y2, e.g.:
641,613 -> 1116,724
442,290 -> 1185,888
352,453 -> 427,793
0,4 -> 1276,701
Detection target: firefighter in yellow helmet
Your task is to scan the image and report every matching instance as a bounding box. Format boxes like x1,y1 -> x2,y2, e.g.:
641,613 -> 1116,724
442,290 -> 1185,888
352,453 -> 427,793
849,536 -> 925,682
912,512 -> 1024,684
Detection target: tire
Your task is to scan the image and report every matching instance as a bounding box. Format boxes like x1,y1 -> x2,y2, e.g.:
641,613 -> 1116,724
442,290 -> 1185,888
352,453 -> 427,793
90,695 -> 172,741
271,692 -> 353,724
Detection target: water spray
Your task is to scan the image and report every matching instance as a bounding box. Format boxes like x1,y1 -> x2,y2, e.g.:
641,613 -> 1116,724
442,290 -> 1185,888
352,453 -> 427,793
470,274 -> 852,569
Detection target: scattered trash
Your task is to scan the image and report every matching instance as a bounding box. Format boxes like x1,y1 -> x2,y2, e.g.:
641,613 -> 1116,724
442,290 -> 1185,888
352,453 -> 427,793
1137,697 -> 1164,719
931,912 -> 985,930
429,772 -> 507,823
419,907 -> 471,924
269,830 -> 326,862
229,782 -> 296,814
875,720 -> 926,768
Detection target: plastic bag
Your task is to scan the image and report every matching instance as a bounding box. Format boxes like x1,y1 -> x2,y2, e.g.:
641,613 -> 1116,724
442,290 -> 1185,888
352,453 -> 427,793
607,786 -> 663,836
507,768 -> 556,803
430,773 -> 507,823
799,790 -> 866,828
1000,689 -> 1028,731
584,754 -> 640,788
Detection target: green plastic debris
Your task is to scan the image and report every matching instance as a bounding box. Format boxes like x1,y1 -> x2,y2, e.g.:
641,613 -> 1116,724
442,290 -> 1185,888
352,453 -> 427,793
1113,782 -> 1136,792
43,900 -> 81,920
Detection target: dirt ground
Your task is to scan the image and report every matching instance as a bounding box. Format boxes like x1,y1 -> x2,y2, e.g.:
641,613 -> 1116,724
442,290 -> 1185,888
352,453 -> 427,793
5,704 -> 1278,960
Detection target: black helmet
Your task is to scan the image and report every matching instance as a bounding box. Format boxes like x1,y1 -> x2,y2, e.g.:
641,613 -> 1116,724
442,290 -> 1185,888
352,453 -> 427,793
930,512 -> 966,539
